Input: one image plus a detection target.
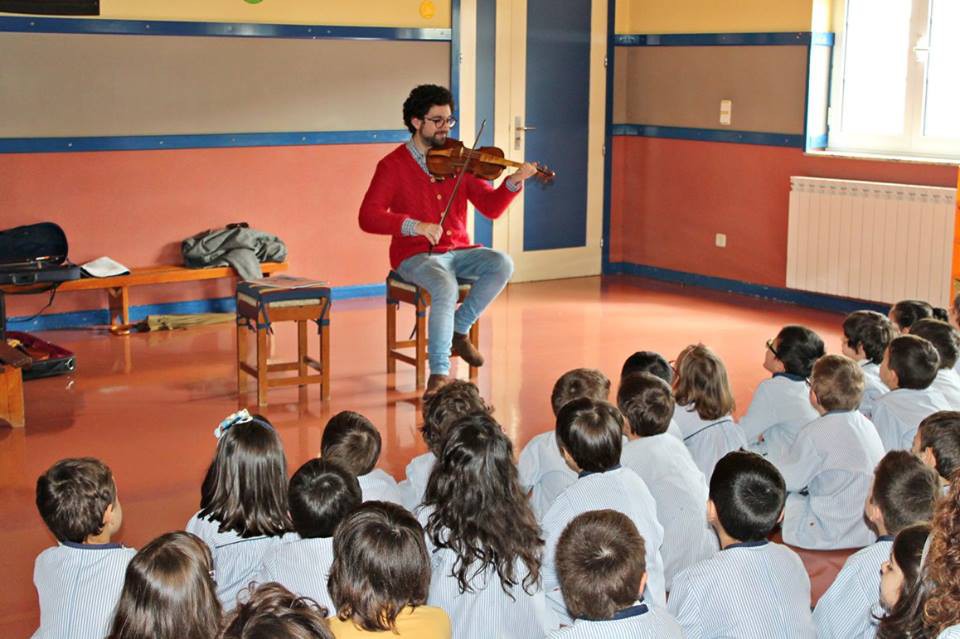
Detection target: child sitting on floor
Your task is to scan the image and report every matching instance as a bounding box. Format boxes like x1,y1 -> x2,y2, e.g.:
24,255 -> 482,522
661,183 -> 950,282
874,523 -> 933,639
620,351 -> 683,439
550,510 -> 683,638
778,354 -> 885,549
222,582 -> 334,639
321,410 -> 402,504
34,457 -> 135,639
874,335 -> 951,451
909,319 -> 960,407
518,368 -> 611,519
814,450 -> 939,639
913,411 -> 960,487
739,325 -> 823,462
671,344 -> 747,481
841,310 -> 895,418
668,450 -> 816,639
921,471 -> 960,637
889,299 -> 947,334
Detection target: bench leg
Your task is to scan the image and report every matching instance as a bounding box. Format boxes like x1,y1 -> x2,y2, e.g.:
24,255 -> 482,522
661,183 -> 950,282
256,328 -> 269,407
297,320 -> 308,383
236,320 -> 247,394
106,287 -> 130,326
0,366 -> 25,428
320,316 -> 330,401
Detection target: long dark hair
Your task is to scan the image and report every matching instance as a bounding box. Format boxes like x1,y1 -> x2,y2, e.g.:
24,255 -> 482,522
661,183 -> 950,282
423,412 -> 543,595
108,531 -> 221,639
876,523 -> 933,639
199,416 -> 293,537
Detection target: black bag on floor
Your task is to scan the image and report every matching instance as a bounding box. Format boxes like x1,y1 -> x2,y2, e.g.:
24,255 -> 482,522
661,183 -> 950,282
0,222 -> 81,285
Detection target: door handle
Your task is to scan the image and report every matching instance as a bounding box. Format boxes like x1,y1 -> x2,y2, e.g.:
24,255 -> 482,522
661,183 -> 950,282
514,115 -> 535,149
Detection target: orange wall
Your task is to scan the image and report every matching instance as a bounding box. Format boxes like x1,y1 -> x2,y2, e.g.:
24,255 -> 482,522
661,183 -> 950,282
609,137 -> 958,287
1,144 -> 395,318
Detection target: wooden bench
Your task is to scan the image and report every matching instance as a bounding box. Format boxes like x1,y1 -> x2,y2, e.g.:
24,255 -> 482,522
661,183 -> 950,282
0,341 -> 30,428
2,262 -> 287,327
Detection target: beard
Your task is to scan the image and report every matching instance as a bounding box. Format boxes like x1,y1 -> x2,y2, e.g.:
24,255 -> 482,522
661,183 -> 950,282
418,128 -> 448,149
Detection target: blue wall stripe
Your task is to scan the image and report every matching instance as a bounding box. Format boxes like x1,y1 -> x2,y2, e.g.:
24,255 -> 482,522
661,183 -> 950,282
0,16 -> 451,40
8,283 -> 388,332
0,130 -> 412,153
611,124 -> 803,148
605,262 -> 889,315
613,32 -> 830,47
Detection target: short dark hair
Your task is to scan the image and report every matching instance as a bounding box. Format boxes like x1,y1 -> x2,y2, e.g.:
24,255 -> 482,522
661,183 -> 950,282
222,582 -> 333,639
198,416 -> 293,537
890,299 -> 946,331
918,411 -> 960,481
871,450 -> 939,535
36,457 -> 117,543
328,502 -> 431,632
289,459 -> 361,539
617,372 -> 675,437
108,531 -> 221,639
810,354 -> 865,412
844,310 -> 896,365
773,325 -> 825,377
709,451 -> 786,541
551,368 -> 611,416
886,335 -> 940,390
620,351 -> 673,384
421,380 -> 491,457
402,84 -> 454,134
321,411 -> 382,476
555,398 -> 623,473
909,319 -> 960,370
556,510 -> 645,621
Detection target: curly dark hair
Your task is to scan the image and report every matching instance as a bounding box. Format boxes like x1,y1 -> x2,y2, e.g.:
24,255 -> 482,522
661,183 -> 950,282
402,84 -> 454,133
221,582 -> 333,639
923,472 -> 960,635
420,380 -> 491,456
423,412 -> 543,597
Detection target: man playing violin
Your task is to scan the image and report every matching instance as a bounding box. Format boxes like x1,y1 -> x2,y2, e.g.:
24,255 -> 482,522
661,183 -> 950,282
359,84 -> 539,396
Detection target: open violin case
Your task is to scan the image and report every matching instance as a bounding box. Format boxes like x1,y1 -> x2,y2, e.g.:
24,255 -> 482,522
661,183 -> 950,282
0,222 -> 82,285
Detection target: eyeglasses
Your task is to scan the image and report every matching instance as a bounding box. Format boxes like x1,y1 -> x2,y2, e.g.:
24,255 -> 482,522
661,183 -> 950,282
423,116 -> 457,128
766,339 -> 779,359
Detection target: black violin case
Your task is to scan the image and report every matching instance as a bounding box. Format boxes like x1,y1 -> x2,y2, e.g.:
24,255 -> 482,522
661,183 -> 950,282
0,222 -> 81,285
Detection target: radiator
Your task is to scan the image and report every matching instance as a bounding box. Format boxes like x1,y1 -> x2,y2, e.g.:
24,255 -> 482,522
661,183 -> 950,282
787,176 -> 957,307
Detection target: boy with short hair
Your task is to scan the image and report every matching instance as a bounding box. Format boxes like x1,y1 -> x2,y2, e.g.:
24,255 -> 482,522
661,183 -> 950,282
541,398 -> 666,619
778,354 -> 885,549
910,318 -> 960,407
913,410 -> 960,486
320,410 -> 402,504
617,372 -> 717,588
256,458 -> 361,613
619,351 -> 683,439
841,310 -> 895,418
550,510 -> 683,638
813,450 -> 939,638
34,457 -> 135,639
874,335 -> 951,451
668,450 -> 815,639
518,368 -> 611,519
398,379 -> 490,510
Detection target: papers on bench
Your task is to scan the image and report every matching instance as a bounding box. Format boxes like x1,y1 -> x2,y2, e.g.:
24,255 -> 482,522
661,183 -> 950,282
81,257 -> 130,278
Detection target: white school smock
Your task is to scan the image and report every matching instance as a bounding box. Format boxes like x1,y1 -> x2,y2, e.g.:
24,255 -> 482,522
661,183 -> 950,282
939,625 -> 960,639
931,368 -> 960,408
518,430 -> 578,521
620,434 -> 717,589
186,512 -> 295,609
812,536 -> 893,639
419,512 -> 548,639
668,541 -> 815,639
778,410 -> 885,549
673,404 -> 748,482
397,451 -> 436,511
32,541 -> 135,639
541,466 -> 666,619
547,602 -> 683,639
255,535 -> 336,615
357,468 -> 403,505
858,360 -> 889,419
739,374 -> 819,462
872,387 -> 951,452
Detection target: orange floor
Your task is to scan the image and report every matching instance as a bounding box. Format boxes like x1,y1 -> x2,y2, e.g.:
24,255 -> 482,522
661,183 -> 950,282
0,275 -> 847,637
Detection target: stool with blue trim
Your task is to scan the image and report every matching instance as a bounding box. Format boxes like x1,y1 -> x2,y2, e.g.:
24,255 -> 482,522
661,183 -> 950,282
386,270 -> 479,390
236,278 -> 331,406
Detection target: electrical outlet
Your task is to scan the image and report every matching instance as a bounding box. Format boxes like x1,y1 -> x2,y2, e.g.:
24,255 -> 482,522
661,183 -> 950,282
719,99 -> 732,126
715,233 -> 727,248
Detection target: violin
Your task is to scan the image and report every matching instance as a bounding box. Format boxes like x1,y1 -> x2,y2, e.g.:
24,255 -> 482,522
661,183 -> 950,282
426,138 -> 556,183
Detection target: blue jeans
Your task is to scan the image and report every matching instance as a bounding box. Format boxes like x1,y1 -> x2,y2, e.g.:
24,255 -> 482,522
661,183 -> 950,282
397,247 -> 514,375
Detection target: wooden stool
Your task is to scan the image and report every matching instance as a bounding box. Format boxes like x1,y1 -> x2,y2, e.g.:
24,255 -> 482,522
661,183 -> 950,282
236,279 -> 331,406
386,270 -> 479,390
0,341 -> 29,428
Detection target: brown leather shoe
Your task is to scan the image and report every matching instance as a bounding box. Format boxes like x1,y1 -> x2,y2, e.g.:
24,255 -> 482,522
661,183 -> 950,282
451,332 -> 484,367
424,374 -> 451,398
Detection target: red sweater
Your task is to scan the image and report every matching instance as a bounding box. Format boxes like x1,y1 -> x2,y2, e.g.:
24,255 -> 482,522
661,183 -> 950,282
358,144 -> 521,269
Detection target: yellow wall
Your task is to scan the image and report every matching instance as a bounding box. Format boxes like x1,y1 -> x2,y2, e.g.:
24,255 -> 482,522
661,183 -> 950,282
620,0 -> 820,34
91,0 -> 450,28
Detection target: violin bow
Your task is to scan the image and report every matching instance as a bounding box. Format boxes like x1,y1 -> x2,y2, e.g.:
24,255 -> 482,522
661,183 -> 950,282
431,119 -> 487,249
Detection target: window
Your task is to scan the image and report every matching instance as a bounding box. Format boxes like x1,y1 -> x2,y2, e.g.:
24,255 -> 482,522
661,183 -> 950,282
828,0 -> 960,159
